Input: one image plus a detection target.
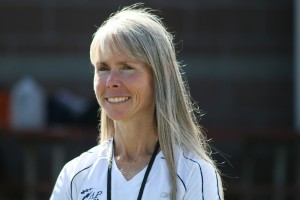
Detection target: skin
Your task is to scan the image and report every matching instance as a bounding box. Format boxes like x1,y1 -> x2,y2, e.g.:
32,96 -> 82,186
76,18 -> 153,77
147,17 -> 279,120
93,51 -> 158,180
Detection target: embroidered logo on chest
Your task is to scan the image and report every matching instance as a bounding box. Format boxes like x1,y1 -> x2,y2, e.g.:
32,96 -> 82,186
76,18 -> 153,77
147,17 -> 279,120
81,188 -> 103,200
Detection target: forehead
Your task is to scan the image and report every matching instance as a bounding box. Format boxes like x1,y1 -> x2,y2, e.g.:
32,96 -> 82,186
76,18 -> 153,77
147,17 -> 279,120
95,52 -> 146,67
92,34 -> 133,63
93,34 -> 149,66
91,23 -> 152,66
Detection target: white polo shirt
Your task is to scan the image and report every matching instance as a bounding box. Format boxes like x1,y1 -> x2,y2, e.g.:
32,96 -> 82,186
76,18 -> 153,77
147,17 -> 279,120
50,139 -> 222,200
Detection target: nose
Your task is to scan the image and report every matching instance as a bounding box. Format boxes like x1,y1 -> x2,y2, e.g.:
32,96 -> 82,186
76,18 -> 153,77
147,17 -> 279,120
106,71 -> 121,88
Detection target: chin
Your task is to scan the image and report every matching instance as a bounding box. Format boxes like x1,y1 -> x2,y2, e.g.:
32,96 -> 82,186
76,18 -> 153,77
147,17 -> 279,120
106,113 -> 128,121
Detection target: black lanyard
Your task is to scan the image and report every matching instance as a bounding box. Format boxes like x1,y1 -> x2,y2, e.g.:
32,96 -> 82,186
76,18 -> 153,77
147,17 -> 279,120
107,140 -> 160,200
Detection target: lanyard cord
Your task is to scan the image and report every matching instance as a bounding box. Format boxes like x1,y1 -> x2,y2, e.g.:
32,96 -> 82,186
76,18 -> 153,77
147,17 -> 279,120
107,140 -> 160,200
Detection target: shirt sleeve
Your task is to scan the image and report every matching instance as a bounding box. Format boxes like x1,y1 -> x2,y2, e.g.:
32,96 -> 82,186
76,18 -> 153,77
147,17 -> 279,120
184,161 -> 222,200
50,165 -> 72,200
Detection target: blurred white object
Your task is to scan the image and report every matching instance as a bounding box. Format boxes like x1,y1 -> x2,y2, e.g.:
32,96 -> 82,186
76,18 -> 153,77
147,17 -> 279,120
54,89 -> 88,117
10,76 -> 46,130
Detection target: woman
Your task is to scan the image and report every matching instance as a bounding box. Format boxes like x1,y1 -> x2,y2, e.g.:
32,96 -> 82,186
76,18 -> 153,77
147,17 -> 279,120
51,4 -> 224,200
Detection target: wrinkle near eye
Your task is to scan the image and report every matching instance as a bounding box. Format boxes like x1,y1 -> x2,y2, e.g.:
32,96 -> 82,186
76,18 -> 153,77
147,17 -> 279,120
122,64 -> 134,70
98,66 -> 110,71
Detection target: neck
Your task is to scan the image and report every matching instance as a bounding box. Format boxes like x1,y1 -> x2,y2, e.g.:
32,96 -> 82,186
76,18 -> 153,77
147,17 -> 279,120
113,119 -> 158,161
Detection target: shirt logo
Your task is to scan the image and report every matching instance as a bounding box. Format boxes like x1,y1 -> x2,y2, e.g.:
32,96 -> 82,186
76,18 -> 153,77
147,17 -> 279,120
160,192 -> 171,198
81,188 -> 103,200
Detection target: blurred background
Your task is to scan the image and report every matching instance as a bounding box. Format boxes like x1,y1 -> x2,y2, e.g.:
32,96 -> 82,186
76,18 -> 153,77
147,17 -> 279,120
0,0 -> 298,199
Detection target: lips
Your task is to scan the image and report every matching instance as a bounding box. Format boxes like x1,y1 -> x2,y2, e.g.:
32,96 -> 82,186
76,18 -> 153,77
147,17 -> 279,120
106,97 -> 130,103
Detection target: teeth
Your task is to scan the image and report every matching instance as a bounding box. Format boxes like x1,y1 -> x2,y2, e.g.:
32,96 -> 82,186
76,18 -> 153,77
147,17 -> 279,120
107,97 -> 129,103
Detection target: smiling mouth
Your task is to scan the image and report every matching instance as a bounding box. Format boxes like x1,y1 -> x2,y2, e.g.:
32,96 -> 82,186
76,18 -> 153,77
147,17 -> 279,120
106,97 -> 130,103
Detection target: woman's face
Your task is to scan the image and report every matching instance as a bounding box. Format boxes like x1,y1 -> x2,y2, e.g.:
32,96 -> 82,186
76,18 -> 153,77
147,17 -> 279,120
93,52 -> 155,122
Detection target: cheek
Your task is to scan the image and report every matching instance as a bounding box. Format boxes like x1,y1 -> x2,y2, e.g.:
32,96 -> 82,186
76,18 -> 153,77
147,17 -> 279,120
93,75 -> 99,93
93,75 -> 97,91
139,77 -> 155,103
93,75 -> 105,101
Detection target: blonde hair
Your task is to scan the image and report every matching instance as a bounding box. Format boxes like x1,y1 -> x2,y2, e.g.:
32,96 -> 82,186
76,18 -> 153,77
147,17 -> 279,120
90,4 -> 223,199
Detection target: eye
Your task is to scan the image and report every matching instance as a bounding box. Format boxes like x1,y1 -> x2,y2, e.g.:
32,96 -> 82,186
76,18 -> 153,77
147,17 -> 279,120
97,65 -> 110,71
122,65 -> 134,70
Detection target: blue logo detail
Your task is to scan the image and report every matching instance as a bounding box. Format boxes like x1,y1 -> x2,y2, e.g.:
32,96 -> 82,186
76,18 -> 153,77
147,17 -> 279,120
81,188 -> 102,200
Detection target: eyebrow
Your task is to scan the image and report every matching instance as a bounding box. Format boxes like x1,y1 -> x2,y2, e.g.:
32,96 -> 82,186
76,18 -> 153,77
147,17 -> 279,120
96,61 -> 107,66
96,61 -> 132,67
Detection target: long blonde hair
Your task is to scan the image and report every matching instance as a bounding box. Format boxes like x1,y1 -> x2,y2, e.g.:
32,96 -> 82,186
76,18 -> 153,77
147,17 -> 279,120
90,4 -> 223,199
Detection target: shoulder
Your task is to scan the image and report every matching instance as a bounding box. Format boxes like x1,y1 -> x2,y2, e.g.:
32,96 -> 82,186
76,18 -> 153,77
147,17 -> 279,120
61,140 -> 111,181
180,150 -> 216,177
175,148 -> 222,199
51,140 -> 112,200
175,149 -> 216,179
